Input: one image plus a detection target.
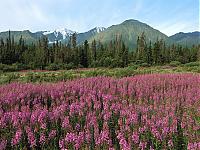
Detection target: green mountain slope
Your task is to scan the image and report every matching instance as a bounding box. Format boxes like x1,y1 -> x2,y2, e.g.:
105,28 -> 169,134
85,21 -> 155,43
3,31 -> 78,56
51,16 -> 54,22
76,27 -> 106,44
88,19 -> 168,50
169,31 -> 200,46
0,30 -> 38,44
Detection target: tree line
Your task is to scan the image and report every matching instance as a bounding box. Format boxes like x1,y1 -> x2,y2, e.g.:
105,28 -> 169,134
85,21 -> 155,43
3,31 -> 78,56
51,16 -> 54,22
0,31 -> 199,70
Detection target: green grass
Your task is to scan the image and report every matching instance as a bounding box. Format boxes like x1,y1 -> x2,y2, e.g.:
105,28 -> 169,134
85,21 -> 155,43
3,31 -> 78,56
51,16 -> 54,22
0,65 -> 199,85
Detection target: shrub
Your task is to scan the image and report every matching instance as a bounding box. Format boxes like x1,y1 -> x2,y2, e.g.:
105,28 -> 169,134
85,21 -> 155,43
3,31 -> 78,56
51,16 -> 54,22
139,63 -> 151,67
12,63 -> 29,71
128,63 -> 139,70
135,60 -> 145,65
184,62 -> 200,67
169,61 -> 181,67
89,61 -> 99,68
64,63 -> 76,70
45,63 -> 60,71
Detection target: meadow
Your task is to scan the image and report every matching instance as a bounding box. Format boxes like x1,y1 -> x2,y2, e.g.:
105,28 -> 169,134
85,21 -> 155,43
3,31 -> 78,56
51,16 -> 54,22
0,64 -> 200,150
0,62 -> 200,85
0,74 -> 200,150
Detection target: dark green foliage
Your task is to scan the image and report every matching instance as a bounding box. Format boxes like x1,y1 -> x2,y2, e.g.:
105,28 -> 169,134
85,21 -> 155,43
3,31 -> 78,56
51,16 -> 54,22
0,31 -> 199,71
184,62 -> 200,67
169,61 -> 182,67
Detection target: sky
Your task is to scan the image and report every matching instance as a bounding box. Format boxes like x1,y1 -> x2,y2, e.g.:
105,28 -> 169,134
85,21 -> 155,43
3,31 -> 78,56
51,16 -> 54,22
0,0 -> 199,36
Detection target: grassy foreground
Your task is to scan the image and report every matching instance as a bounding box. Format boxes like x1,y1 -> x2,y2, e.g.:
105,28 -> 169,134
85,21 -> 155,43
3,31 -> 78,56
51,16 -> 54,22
0,64 -> 200,84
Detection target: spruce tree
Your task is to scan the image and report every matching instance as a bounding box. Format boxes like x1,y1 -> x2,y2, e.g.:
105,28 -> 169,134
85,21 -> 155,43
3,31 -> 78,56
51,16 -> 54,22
83,40 -> 89,67
91,40 -> 97,61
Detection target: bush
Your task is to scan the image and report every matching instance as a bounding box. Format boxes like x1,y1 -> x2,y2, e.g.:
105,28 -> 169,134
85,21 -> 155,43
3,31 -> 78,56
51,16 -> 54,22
103,57 -> 112,67
135,60 -> 145,65
0,63 -> 7,70
12,63 -> 29,71
169,61 -> 181,67
127,63 -> 139,70
64,63 -> 76,70
184,62 -> 200,67
89,61 -> 99,68
139,63 -> 151,67
45,63 -> 60,71
110,59 -> 123,68
2,64 -> 16,72
0,63 -> 29,72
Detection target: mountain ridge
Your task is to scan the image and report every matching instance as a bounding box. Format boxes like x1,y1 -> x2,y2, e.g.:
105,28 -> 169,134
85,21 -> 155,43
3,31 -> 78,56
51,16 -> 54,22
0,19 -> 199,48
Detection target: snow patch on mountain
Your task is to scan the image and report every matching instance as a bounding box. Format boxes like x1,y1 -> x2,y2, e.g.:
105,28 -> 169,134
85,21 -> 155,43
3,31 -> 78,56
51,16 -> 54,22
43,28 -> 76,39
95,27 -> 106,33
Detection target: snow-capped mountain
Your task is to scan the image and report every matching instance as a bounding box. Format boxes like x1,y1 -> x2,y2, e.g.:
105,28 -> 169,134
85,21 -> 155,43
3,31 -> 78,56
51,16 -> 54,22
94,27 -> 106,33
75,27 -> 106,44
41,27 -> 106,44
43,28 -> 76,39
0,26 -> 107,44
42,28 -> 76,43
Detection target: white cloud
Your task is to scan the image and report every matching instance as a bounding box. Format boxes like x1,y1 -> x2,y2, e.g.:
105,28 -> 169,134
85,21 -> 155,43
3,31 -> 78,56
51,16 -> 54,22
0,0 -> 50,31
153,17 -> 199,36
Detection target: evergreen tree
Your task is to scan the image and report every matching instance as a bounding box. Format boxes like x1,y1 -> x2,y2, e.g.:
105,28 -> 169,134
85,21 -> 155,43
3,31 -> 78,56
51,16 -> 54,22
121,42 -> 129,67
152,39 -> 160,64
146,41 -> 153,64
198,46 -> 200,61
81,40 -> 89,67
137,32 -> 146,62
91,40 -> 97,61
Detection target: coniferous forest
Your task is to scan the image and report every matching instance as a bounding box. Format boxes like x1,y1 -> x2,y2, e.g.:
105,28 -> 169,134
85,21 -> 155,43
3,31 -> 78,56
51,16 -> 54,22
0,31 -> 199,71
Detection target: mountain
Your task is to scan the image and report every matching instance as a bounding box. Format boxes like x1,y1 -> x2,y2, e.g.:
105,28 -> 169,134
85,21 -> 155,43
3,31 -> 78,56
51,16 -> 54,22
0,27 -> 105,44
88,19 -> 168,49
58,27 -> 106,44
0,30 -> 38,44
169,31 -> 200,46
75,27 -> 106,44
42,28 -> 76,43
0,19 -> 199,48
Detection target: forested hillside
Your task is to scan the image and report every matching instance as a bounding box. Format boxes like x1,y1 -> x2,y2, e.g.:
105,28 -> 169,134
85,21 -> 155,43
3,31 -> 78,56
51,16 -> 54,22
0,30 -> 199,71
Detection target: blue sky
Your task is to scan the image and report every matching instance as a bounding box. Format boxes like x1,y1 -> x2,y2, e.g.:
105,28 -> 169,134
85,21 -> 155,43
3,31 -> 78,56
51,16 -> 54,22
0,0 -> 199,36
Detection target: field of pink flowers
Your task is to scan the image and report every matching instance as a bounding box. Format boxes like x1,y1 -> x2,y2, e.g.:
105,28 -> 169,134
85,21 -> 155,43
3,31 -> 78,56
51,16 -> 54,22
0,74 -> 200,150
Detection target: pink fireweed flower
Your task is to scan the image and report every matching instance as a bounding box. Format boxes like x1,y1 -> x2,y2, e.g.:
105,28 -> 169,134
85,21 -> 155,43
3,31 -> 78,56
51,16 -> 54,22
26,127 -> 36,148
117,132 -> 131,150
11,129 -> 22,146
59,139 -> 65,149
132,132 -> 139,144
62,116 -> 70,128
65,132 -> 77,143
41,123 -> 47,130
139,126 -> 146,133
0,140 -> 7,150
49,130 -> 57,139
75,123 -> 81,132
187,142 -> 200,150
168,139 -> 173,147
39,133 -> 46,144
139,141 -> 147,150
96,130 -> 110,146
